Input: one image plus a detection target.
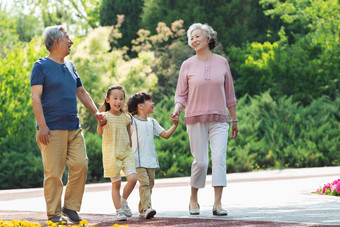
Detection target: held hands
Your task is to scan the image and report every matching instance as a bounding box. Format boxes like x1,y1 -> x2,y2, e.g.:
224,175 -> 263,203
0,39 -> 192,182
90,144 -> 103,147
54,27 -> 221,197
95,112 -> 107,126
170,108 -> 181,119
170,108 -> 181,126
171,114 -> 179,126
98,119 -> 107,127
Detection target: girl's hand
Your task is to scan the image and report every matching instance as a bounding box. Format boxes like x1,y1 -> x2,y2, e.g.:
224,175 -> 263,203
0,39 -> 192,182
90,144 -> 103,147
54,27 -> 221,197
98,120 -> 107,127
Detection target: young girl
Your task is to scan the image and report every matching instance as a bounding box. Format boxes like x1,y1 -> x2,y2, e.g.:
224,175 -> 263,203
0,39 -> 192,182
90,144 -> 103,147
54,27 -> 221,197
127,92 -> 178,219
97,85 -> 137,221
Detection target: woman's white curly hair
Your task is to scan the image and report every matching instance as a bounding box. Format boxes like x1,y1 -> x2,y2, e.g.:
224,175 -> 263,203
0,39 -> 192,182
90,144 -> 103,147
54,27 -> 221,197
187,23 -> 217,50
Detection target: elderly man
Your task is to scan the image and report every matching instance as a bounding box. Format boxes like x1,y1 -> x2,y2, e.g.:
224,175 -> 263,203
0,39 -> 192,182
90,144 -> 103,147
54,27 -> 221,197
31,25 -> 105,223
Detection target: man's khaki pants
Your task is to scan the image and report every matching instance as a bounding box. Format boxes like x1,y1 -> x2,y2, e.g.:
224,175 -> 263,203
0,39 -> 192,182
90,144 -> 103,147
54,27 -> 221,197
37,128 -> 88,218
136,167 -> 155,213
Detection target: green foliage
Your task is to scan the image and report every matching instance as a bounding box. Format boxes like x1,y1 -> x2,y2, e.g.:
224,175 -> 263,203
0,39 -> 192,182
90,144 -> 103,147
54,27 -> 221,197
0,38 -> 47,189
0,152 -> 43,189
100,0 -> 144,55
229,0 -> 339,104
229,28 -> 339,105
154,92 -> 340,176
229,41 -> 278,97
227,92 -> 340,172
0,11 -> 19,58
131,20 -> 192,102
153,95 -> 192,178
15,14 -> 44,42
260,0 -> 339,45
8,0 -> 102,39
85,132 -> 105,183
141,0 -> 281,49
70,25 -> 158,132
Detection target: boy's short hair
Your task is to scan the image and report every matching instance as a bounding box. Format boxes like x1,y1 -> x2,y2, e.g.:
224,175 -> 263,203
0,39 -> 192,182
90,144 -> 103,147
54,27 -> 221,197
127,92 -> 152,115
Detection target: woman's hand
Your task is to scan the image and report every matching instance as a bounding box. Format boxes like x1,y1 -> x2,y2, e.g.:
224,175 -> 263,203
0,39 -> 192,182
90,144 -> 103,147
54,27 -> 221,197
230,122 -> 238,139
170,103 -> 183,118
170,109 -> 181,118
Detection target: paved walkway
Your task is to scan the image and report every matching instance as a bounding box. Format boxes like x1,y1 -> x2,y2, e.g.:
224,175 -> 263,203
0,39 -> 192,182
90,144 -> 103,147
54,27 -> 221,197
1,166 -> 340,226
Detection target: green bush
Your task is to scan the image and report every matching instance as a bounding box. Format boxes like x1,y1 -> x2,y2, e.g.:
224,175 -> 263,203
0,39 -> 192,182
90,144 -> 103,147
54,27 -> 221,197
152,92 -> 340,175
230,0 -> 340,105
0,152 -> 43,189
0,38 -> 47,189
85,132 -> 105,183
227,92 -> 340,172
153,94 -> 192,178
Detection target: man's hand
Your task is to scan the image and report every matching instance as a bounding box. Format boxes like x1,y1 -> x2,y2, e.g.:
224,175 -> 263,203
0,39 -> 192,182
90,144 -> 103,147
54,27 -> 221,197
38,125 -> 52,145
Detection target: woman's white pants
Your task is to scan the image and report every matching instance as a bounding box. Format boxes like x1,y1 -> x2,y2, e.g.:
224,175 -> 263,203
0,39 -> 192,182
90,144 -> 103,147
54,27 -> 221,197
187,122 -> 229,188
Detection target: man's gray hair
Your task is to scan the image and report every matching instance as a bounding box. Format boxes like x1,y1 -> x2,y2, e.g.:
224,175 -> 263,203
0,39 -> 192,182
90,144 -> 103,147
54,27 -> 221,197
187,23 -> 217,50
43,25 -> 66,50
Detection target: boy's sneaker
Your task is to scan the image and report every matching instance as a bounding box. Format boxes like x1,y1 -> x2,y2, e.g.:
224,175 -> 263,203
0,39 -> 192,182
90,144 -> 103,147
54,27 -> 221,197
144,207 -> 156,219
122,201 -> 132,217
116,209 -> 127,221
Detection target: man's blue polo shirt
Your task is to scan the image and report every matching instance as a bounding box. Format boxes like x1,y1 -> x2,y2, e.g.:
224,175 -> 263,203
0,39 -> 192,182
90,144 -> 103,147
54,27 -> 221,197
30,57 -> 83,130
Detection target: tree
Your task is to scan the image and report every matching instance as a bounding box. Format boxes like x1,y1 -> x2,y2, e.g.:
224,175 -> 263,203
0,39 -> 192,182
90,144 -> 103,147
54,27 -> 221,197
131,20 -> 192,102
7,0 -> 102,41
260,0 -> 340,46
0,11 -> 19,57
141,0 -> 281,49
100,0 -> 144,56
16,14 -> 44,42
229,0 -> 340,105
0,37 -> 48,189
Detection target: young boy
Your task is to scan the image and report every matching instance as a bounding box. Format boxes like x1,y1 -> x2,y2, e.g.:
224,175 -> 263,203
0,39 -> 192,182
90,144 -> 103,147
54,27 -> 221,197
127,92 -> 178,219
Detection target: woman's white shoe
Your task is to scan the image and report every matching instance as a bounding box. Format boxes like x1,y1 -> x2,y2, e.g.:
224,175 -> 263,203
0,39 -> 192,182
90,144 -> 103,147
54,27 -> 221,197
189,203 -> 200,215
212,208 -> 228,216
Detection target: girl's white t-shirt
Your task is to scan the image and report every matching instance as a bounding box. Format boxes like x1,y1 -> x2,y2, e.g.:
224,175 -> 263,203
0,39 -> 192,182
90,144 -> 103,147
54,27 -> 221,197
130,117 -> 164,168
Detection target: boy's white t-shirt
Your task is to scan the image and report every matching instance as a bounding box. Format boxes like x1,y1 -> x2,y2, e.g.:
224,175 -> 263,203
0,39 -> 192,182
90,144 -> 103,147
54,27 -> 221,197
131,117 -> 165,168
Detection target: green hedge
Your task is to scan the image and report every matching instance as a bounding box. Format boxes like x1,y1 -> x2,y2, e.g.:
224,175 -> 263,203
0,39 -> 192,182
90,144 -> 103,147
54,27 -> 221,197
151,92 -> 340,177
226,92 -> 340,172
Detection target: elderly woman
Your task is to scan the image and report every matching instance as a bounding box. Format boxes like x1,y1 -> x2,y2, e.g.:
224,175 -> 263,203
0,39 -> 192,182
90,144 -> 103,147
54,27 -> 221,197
171,23 -> 238,216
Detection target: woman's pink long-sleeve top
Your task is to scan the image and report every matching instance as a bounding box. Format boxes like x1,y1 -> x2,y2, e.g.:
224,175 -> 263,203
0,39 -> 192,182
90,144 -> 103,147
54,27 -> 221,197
175,54 -> 237,125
